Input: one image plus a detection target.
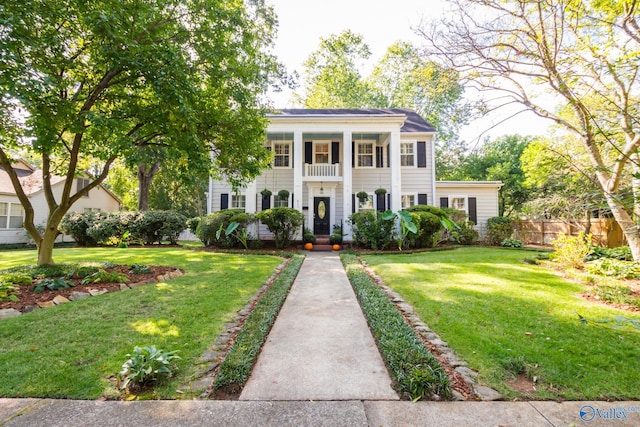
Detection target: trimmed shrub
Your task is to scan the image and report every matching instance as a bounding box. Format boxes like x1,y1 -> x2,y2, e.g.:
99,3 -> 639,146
132,210 -> 187,244
348,210 -> 395,250
59,212 -> 99,246
256,207 -> 304,249
452,220 -> 479,245
501,238 -> 523,248
303,228 -> 316,244
486,216 -> 513,246
406,205 -> 450,248
87,212 -> 130,245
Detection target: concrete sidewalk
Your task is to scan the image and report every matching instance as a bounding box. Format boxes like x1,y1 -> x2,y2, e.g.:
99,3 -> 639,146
3,398 -> 639,426
240,251 -> 398,401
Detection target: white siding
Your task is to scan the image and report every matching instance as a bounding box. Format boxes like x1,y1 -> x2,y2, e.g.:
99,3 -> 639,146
436,182 -> 502,234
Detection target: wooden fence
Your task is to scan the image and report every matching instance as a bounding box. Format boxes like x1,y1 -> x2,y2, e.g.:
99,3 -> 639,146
514,218 -> 626,248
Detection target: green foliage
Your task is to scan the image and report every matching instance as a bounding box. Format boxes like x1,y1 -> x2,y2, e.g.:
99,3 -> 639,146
591,285 -> 640,309
0,0 -> 283,265
551,232 -> 591,269
486,217 -> 513,246
59,212 -> 100,246
382,210 -> 418,250
451,221 -> 479,245
303,228 -> 316,244
131,210 -> 187,245
585,259 -> 640,279
501,238 -> 524,248
256,208 -> 304,249
118,346 -> 181,390
0,272 -> 33,285
195,209 -> 253,248
341,254 -> 450,400
129,264 -> 153,275
356,191 -> 369,201
586,246 -> 633,262
81,270 -> 129,285
186,217 -> 201,235
0,282 -> 19,302
348,210 -> 395,250
329,233 -> 342,245
71,266 -> 100,278
406,205 -> 450,248
214,255 -> 304,391
33,277 -> 74,293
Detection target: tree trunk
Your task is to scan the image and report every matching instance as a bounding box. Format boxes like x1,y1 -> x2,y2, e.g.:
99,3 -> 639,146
37,228 -> 58,265
137,162 -> 161,211
605,193 -> 640,261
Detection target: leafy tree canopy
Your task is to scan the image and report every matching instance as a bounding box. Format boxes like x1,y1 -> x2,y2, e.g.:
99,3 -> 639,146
0,0 -> 284,264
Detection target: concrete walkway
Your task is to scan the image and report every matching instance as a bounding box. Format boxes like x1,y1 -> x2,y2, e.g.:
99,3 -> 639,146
240,251 -> 398,401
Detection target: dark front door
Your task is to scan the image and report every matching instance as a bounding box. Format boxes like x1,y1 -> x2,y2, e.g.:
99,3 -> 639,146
314,197 -> 330,235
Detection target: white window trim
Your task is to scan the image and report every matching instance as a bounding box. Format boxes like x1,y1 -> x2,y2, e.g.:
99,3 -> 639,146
270,141 -> 292,168
401,193 -> 417,209
449,195 -> 468,214
313,141 -> 331,165
356,193 -> 374,211
274,194 -> 289,208
0,202 -> 24,229
231,194 -> 246,209
356,141 -> 376,168
400,141 -> 416,168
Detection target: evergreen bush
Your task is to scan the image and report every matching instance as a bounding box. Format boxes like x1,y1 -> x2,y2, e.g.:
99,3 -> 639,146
256,207 -> 304,249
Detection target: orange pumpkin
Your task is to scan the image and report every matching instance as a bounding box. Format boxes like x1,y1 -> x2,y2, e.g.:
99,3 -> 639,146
332,244 -> 341,251
304,243 -> 313,250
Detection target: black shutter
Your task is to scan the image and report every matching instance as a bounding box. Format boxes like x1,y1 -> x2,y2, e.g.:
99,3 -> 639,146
262,195 -> 271,211
221,193 -> 229,210
376,146 -> 384,168
305,141 -> 312,164
386,144 -> 390,167
376,193 -> 385,212
468,197 -> 477,224
332,142 -> 339,164
290,193 -> 294,208
352,194 -> 356,213
352,141 -> 355,167
387,194 -> 391,210
266,145 -> 272,167
440,197 -> 448,208
417,141 -> 427,168
418,193 -> 428,205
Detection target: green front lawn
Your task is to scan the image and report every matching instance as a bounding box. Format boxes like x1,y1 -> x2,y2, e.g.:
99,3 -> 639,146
362,247 -> 640,400
0,247 -> 283,399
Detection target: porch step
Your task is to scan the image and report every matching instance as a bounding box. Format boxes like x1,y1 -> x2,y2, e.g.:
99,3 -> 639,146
313,244 -> 335,252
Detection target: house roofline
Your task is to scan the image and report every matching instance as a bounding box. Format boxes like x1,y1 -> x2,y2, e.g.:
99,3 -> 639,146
436,181 -> 504,188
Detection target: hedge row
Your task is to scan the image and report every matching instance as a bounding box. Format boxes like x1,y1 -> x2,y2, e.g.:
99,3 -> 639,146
59,210 -> 187,246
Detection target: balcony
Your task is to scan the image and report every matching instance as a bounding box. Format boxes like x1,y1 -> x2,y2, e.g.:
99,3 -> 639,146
304,163 -> 342,181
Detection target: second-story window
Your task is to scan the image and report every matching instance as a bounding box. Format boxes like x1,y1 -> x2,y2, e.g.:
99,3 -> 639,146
357,142 -> 374,167
273,142 -> 291,167
400,142 -> 415,166
315,143 -> 329,164
77,178 -> 90,197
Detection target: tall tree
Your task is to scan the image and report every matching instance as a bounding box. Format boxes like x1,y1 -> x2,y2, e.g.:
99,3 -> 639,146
295,30 -> 383,108
0,0 -> 282,265
420,0 -> 640,260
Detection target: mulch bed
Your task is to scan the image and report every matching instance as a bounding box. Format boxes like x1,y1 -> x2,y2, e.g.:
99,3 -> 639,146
1,265 -> 182,313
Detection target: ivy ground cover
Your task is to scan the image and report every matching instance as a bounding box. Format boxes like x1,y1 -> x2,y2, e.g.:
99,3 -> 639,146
362,247 -> 640,400
0,247 -> 282,399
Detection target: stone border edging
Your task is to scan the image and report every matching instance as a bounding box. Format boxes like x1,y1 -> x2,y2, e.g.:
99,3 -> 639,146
358,258 -> 503,402
0,269 -> 185,321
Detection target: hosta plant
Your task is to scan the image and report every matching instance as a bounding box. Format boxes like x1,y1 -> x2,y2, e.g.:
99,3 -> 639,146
118,345 -> 180,390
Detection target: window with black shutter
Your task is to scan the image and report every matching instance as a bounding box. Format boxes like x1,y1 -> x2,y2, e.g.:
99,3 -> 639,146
417,141 -> 427,168
418,193 -> 428,205
262,194 -> 271,211
221,193 -> 229,210
468,197 -> 477,224
439,197 -> 448,208
305,141 -> 312,164
376,146 -> 384,168
332,142 -> 340,164
376,193 -> 385,212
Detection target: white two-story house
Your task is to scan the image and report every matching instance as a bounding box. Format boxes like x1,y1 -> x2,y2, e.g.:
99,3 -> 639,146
207,108 -> 501,241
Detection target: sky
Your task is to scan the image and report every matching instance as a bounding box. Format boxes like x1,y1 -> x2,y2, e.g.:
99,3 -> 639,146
266,0 -> 552,145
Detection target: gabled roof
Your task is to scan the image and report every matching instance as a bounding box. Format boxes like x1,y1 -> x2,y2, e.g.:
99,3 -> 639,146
271,108 -> 436,133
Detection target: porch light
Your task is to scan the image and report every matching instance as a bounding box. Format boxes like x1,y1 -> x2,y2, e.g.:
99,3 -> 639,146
320,181 -> 324,194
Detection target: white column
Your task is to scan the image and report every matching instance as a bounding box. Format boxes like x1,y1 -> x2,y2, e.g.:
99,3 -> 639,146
430,135 -> 437,206
389,130 -> 402,212
245,180 -> 257,213
293,130 -> 303,238
342,130 -> 353,240
207,150 -> 215,214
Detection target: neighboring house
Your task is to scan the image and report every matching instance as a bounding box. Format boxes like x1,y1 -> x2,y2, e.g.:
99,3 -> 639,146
207,108 -> 502,241
0,159 -> 121,244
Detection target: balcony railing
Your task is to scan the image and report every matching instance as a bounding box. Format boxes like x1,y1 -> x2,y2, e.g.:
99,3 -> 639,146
304,163 -> 340,178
